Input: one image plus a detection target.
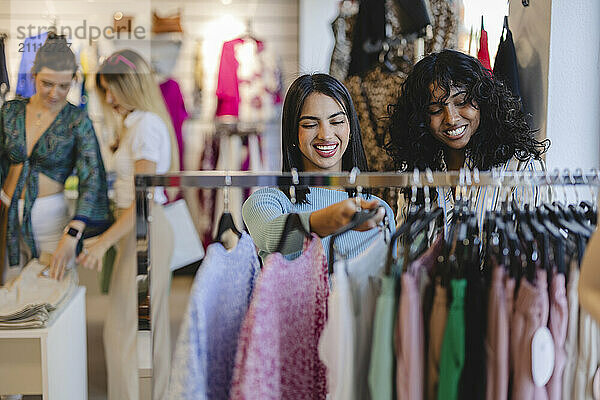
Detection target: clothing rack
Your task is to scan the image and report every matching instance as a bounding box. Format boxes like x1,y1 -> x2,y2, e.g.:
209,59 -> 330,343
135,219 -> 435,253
135,168 -> 600,276
134,168 -> 600,190
133,168 -> 599,393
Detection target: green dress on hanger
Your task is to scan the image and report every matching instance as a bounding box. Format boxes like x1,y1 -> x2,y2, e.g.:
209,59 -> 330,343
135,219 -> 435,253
437,279 -> 467,400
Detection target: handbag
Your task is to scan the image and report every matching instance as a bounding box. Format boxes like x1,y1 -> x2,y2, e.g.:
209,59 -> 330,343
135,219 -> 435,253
163,199 -> 205,271
152,10 -> 184,33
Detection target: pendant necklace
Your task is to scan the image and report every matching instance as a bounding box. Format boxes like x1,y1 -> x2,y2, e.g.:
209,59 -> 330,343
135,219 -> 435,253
35,111 -> 43,127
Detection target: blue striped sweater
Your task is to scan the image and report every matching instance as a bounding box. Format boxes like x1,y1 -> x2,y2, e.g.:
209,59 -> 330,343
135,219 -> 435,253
242,187 -> 396,264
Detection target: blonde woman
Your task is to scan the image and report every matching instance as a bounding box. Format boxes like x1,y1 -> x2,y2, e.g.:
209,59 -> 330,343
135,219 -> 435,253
78,49 -> 178,400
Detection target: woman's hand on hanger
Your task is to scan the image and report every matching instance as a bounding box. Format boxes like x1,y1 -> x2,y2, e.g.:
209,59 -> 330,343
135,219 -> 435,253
309,198 -> 385,237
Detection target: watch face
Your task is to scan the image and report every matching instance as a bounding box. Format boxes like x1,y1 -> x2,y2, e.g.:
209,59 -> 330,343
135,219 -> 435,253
67,227 -> 81,238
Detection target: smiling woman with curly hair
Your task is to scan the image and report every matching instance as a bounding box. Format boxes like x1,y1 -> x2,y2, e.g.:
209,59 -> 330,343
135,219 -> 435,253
386,49 -> 549,172
385,49 -> 550,224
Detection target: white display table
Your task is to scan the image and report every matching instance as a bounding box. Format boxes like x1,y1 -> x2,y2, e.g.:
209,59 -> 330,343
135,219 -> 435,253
0,287 -> 87,399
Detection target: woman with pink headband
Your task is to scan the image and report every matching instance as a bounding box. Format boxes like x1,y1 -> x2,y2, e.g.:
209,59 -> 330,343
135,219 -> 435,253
80,49 -> 178,400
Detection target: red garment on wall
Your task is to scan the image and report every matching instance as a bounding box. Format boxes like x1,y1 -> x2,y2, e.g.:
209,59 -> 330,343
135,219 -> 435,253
477,27 -> 492,72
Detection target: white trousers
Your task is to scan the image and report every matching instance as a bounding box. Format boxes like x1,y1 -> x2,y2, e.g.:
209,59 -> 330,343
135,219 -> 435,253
104,203 -> 173,400
2,192 -> 71,284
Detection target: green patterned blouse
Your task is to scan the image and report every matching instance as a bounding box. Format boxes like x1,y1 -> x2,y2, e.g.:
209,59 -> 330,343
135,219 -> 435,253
0,98 -> 110,266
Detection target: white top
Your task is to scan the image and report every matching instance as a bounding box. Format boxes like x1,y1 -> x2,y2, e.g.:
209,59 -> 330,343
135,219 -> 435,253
345,233 -> 387,400
318,261 -> 355,400
112,110 -> 171,208
318,233 -> 387,400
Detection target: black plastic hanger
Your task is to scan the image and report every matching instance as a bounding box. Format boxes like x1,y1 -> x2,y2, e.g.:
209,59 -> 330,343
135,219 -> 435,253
552,202 -> 592,238
513,203 -> 540,280
536,205 -> 567,274
399,205 -> 443,273
482,211 -> 498,282
493,212 -> 515,277
439,204 -> 463,285
408,206 -> 444,242
569,203 -> 595,235
328,207 -> 380,274
579,200 -> 597,225
500,16 -> 509,41
274,213 -> 312,254
514,205 -> 540,282
544,202 -> 590,239
214,212 -> 242,244
503,215 -> 523,281
383,202 -> 424,276
523,203 -> 551,272
544,202 -> 590,266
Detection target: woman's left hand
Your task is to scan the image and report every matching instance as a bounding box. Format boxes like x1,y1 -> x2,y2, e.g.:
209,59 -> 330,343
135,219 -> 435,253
50,235 -> 78,280
76,239 -> 108,273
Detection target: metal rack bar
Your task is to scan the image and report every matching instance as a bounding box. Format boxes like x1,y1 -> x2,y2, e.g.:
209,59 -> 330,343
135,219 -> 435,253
135,169 -> 600,189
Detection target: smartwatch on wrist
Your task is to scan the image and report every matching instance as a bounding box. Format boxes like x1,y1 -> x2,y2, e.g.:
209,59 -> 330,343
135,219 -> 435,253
63,225 -> 83,240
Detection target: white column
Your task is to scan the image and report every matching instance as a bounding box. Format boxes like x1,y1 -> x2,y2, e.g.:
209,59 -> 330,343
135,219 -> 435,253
298,0 -> 339,74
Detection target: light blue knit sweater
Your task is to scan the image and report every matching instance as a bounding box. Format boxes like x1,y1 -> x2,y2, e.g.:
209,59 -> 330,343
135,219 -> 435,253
242,187 -> 395,264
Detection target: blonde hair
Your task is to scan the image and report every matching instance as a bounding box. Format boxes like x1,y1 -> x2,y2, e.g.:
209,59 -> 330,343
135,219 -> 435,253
96,49 -> 179,172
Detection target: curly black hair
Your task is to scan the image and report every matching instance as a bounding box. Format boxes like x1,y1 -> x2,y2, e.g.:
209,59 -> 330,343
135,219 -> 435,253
385,49 -> 549,172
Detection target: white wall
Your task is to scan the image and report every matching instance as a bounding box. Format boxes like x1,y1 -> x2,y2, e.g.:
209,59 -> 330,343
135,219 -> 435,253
545,0 -> 600,170
298,0 -> 338,75
0,0 -> 300,119
509,0 -> 600,170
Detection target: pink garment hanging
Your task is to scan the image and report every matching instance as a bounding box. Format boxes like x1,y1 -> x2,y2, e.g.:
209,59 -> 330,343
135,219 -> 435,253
396,272 -> 424,400
215,37 -> 281,121
160,78 -> 188,171
511,270 -> 549,400
485,264 -> 511,400
216,38 -> 244,117
547,272 -> 568,400
427,280 -> 448,400
229,235 -> 329,400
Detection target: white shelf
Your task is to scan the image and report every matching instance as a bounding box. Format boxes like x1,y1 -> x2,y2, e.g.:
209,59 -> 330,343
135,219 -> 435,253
0,287 -> 88,399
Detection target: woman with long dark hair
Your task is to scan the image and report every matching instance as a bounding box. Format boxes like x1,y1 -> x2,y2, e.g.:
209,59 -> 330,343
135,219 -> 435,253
243,73 -> 394,263
386,49 -> 549,224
